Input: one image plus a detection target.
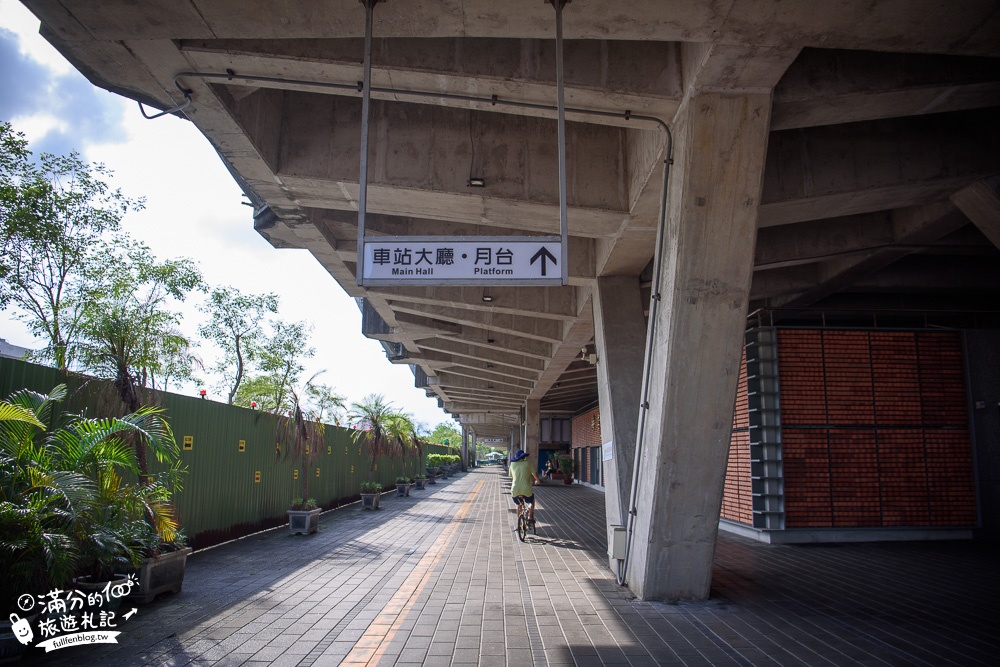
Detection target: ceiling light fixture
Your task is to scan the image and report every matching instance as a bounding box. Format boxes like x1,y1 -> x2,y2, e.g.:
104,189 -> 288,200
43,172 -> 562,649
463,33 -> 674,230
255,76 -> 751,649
468,177 -> 485,187
482,294 -> 493,303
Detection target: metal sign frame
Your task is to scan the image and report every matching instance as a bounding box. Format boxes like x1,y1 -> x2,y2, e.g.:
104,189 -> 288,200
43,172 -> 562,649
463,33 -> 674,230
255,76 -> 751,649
362,235 -> 563,286
355,0 -> 569,287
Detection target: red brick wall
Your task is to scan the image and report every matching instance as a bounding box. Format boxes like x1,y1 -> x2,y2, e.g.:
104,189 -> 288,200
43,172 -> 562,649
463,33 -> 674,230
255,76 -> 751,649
722,349 -> 753,524
778,329 -> 977,528
572,407 -> 602,483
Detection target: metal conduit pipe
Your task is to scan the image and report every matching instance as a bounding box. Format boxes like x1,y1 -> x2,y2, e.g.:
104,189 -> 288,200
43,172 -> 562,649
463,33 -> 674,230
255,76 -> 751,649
164,62 -> 673,591
617,131 -> 672,587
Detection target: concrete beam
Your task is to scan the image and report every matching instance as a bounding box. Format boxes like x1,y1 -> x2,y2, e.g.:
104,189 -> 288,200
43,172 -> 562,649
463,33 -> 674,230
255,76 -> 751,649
759,109 -> 1000,228
773,50 -> 1000,130
180,38 -> 682,127
389,303 -> 565,344
951,177 -> 1000,250
754,212 -> 895,270
527,295 -> 595,402
407,349 -> 539,382
36,1 -> 1000,56
432,368 -> 534,392
416,338 -> 546,373
368,285 -> 579,321
771,202 -> 969,308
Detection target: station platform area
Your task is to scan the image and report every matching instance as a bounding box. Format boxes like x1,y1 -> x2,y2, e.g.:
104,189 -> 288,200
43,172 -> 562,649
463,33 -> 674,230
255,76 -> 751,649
25,466 -> 999,666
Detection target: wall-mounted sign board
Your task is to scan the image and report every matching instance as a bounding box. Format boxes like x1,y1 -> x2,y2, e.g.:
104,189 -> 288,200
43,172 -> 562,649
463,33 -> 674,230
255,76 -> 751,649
361,236 -> 564,286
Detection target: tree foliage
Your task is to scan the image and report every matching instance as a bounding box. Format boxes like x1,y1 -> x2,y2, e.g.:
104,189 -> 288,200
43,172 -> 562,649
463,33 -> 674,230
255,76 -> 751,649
305,381 -> 346,424
198,286 -> 278,404
75,243 -> 202,473
0,122 -> 142,370
428,421 -> 461,446
255,319 -> 315,411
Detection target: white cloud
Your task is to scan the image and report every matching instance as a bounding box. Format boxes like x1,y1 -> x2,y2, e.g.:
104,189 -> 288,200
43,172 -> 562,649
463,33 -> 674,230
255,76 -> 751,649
0,0 -> 72,75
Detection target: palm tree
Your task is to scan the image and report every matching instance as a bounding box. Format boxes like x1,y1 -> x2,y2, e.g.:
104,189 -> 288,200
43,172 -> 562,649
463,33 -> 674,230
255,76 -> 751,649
275,373 -> 342,505
386,413 -> 417,478
276,387 -> 321,505
347,394 -> 401,481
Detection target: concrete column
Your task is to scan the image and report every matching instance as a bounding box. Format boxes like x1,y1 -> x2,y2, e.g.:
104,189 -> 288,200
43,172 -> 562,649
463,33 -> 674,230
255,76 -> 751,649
461,425 -> 469,471
627,92 -> 772,601
525,399 -> 540,473
593,276 -> 647,552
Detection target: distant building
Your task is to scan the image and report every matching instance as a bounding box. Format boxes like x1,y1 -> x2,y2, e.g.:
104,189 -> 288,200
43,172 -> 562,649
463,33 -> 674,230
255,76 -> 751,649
0,338 -> 31,360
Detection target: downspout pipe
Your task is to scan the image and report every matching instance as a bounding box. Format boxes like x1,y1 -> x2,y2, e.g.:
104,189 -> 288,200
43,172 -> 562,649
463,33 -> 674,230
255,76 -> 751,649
617,129 -> 672,586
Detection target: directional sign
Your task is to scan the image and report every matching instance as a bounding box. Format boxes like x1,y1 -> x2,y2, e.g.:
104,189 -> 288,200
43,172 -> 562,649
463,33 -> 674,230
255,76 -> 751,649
361,236 -> 564,286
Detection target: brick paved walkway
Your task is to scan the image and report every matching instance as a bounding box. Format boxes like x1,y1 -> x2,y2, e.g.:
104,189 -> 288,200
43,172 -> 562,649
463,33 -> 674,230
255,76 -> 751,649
22,467 -> 1000,665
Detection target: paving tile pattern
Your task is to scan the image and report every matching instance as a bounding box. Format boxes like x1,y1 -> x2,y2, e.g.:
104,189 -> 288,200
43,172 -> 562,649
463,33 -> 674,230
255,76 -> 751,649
22,468 -> 1000,665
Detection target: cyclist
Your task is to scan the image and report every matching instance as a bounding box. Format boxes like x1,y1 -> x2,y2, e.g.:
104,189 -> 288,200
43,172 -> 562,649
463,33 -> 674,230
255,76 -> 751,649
509,449 -> 541,522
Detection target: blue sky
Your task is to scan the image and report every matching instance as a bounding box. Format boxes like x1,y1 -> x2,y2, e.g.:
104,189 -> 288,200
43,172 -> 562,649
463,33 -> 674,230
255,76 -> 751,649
0,1 -> 452,430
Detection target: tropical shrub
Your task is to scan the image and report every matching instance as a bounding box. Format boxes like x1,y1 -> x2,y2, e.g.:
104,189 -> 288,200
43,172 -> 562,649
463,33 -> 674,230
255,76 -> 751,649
0,386 -> 183,611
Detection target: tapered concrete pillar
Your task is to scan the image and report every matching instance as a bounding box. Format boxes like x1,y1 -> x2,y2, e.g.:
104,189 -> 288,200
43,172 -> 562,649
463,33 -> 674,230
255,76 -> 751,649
627,92 -> 771,601
524,399 -> 540,472
593,276 -> 647,557
461,425 -> 469,471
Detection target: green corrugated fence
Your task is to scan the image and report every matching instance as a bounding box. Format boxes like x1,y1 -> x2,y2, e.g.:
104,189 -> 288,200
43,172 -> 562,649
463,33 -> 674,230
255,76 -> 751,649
0,357 -> 458,549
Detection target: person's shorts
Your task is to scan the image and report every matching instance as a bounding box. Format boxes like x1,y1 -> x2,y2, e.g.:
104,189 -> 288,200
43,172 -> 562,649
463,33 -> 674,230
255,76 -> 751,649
512,494 -> 534,505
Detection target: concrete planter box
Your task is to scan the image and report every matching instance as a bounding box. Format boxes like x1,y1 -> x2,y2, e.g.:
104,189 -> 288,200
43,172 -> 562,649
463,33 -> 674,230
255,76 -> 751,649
414,478 -> 427,490
126,547 -> 193,603
74,574 -> 130,611
360,492 -> 381,509
288,508 -> 321,535
395,483 -> 411,497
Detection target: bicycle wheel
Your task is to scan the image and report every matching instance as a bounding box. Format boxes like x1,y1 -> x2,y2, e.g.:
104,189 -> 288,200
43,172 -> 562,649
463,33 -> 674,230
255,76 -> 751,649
517,511 -> 528,542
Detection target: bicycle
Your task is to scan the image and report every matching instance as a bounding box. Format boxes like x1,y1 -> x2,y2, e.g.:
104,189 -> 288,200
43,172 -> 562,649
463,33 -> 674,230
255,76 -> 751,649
514,495 -> 536,542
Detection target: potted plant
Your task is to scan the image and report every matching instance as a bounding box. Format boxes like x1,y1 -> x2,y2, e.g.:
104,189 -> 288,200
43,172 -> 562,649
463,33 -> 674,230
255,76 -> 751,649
360,481 -> 382,509
276,380 -> 332,534
395,476 -> 411,497
125,527 -> 192,604
348,394 -> 407,505
288,497 -> 321,535
413,471 -> 428,490
426,453 -> 443,483
557,454 -> 575,484
70,409 -> 184,612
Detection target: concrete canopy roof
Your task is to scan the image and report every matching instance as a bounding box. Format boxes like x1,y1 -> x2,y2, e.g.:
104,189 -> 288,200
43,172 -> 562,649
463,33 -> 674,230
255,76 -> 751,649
23,0 -> 1000,437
